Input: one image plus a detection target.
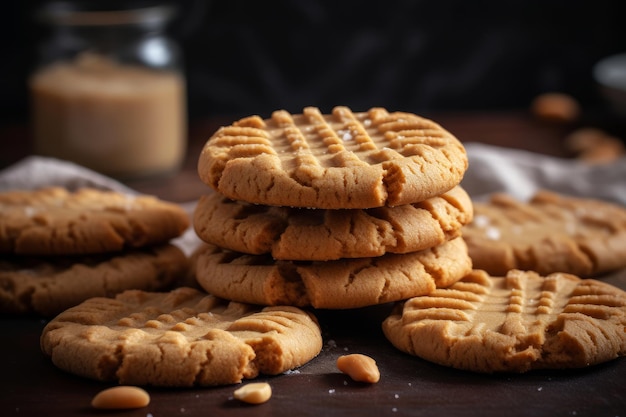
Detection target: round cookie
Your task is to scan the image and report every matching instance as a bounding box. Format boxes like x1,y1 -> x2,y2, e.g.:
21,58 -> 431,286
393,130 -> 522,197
462,190 -> 626,277
382,269 -> 626,373
0,187 -> 190,255
194,237 -> 472,309
193,186 -> 473,261
41,287 -> 323,386
198,106 -> 468,209
0,244 -> 188,316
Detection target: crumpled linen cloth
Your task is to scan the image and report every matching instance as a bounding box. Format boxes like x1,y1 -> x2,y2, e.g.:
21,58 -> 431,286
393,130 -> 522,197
1,144 -> 625,254
461,143 -> 626,205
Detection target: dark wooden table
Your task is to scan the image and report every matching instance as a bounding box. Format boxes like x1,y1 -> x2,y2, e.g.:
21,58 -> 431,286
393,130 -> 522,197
1,111 -> 625,417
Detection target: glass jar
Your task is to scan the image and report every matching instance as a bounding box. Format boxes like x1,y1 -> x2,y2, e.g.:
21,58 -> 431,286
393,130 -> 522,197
29,2 -> 187,180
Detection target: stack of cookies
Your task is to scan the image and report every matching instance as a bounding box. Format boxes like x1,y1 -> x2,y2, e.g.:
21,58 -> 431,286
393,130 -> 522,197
193,106 -> 474,309
32,107 -> 626,386
0,186 -> 190,316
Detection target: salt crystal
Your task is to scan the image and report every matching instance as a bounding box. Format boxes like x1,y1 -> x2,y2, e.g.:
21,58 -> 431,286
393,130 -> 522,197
486,226 -> 501,240
284,369 -> 301,375
473,214 -> 490,228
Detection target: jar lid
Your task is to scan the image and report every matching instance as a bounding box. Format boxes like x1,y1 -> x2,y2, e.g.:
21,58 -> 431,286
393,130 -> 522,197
36,1 -> 177,27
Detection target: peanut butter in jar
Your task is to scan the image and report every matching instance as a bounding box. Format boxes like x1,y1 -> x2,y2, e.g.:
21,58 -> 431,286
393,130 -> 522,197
30,3 -> 187,179
31,53 -> 186,179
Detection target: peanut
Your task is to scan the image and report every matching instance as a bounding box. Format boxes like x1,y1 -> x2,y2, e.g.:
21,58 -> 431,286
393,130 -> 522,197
337,354 -> 380,383
91,386 -> 150,409
233,382 -> 272,404
530,92 -> 580,123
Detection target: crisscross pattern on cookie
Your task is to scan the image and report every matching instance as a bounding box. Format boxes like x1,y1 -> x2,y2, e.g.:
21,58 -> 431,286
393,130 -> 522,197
198,106 -> 467,208
463,190 -> 626,276
41,287 -> 322,386
0,187 -> 189,255
383,269 -> 626,373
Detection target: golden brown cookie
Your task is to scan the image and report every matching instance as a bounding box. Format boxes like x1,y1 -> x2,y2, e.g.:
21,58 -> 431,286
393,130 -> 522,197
41,287 -> 323,386
462,190 -> 626,276
193,186 -> 473,261
0,244 -> 188,316
198,106 -> 468,209
0,187 -> 190,255
194,237 -> 472,309
382,269 -> 626,373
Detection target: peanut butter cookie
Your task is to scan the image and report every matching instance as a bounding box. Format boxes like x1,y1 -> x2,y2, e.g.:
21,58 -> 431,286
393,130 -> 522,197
0,187 -> 189,255
41,287 -> 323,386
383,269 -> 626,372
198,106 -> 467,209
193,186 -> 473,260
463,190 -> 626,276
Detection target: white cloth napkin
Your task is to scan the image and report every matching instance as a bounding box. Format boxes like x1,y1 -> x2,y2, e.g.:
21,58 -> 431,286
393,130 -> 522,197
462,142 -> 626,205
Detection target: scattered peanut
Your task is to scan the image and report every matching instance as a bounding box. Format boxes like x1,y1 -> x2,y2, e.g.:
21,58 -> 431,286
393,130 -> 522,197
233,382 -> 272,404
565,127 -> 626,164
91,386 -> 150,409
336,353 -> 380,383
530,92 -> 580,123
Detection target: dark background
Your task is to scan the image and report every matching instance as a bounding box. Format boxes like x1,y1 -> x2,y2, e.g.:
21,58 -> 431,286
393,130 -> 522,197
1,0 -> 625,123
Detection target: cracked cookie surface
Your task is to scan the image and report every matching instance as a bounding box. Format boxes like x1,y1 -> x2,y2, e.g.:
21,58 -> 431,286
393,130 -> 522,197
41,287 -> 323,386
197,106 -> 468,209
1,244 -> 188,316
382,269 -> 626,372
0,187 -> 190,255
463,190 -> 626,276
194,237 -> 472,309
194,186 -> 473,261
